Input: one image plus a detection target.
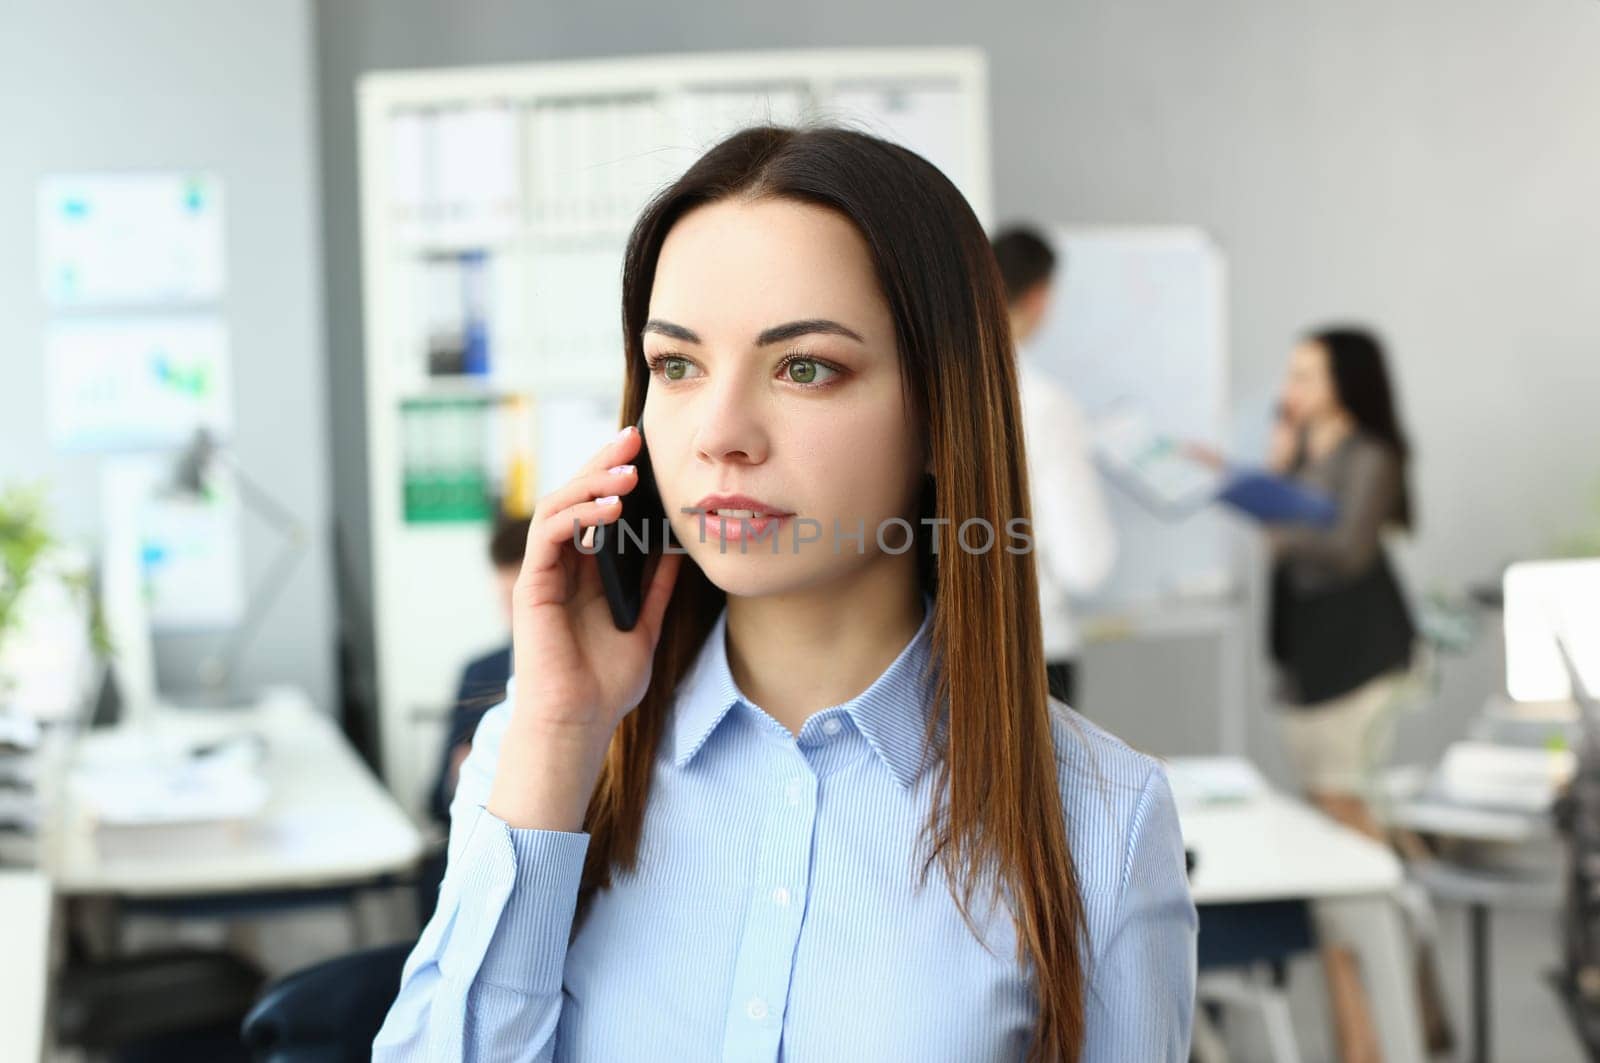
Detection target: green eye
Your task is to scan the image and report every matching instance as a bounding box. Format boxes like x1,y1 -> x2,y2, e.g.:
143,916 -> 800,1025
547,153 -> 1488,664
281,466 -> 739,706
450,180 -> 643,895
663,356 -> 688,381
786,359 -> 818,384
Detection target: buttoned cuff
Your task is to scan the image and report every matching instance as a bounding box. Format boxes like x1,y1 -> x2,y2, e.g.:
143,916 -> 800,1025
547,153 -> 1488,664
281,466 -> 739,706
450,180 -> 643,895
448,804 -> 591,994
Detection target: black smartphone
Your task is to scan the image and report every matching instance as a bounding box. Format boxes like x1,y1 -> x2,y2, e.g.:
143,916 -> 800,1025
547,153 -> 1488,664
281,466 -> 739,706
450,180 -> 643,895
595,421 -> 673,630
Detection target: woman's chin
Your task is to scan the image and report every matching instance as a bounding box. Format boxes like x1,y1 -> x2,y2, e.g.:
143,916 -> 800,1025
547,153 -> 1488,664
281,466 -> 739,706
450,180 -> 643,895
693,551 -> 832,600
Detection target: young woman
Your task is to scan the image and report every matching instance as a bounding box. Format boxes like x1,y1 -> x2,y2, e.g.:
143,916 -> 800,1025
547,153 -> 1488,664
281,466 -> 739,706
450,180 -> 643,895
1267,327 -> 1417,819
1267,327 -> 1427,1063
375,125 -> 1195,1062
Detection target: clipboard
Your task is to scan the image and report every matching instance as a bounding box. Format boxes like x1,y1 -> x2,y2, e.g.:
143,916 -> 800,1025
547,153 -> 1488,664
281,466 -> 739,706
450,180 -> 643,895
1090,406 -> 1340,527
1089,407 -> 1222,520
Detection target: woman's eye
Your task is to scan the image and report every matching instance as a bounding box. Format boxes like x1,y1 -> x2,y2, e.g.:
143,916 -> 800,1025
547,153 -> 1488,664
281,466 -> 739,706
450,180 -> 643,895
783,358 -> 837,386
656,356 -> 699,381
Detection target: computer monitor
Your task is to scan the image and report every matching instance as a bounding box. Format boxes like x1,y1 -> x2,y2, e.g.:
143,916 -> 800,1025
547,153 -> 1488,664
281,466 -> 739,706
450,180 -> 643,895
1556,631 -> 1600,753
1504,558 -> 1600,702
99,456 -> 161,721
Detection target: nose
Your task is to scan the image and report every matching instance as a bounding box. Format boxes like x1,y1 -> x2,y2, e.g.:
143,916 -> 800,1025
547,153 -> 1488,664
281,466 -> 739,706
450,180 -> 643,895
692,369 -> 769,467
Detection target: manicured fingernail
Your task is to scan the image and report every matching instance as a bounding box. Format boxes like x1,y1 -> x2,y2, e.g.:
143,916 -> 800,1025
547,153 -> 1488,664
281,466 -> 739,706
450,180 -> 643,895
615,425 -> 635,441
608,464 -> 634,476
596,495 -> 619,505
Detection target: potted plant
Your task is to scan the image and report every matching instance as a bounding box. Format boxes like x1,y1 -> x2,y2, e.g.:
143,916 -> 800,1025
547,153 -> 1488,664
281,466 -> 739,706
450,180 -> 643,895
0,484 -> 109,721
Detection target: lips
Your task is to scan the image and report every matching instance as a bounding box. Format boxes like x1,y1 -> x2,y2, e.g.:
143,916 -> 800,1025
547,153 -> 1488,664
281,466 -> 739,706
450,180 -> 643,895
692,493 -> 794,519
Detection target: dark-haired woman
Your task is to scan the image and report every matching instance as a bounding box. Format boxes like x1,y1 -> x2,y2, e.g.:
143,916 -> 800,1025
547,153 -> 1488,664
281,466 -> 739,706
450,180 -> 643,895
375,125 -> 1196,1063
1268,327 -> 1416,825
1267,326 -> 1429,1063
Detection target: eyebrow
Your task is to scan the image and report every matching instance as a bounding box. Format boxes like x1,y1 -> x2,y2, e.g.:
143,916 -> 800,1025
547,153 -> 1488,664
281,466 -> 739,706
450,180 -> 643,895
642,318 -> 865,347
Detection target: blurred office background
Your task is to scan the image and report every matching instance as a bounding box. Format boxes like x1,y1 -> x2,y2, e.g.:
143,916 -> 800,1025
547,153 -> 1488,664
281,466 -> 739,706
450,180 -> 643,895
1,2 -> 1598,1061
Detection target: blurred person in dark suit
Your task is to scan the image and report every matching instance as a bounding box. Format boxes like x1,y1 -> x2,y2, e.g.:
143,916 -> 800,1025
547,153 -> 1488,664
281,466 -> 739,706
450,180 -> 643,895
427,512 -> 530,824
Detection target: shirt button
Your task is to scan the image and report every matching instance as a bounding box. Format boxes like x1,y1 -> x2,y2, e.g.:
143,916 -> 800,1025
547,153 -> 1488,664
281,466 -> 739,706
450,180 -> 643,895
821,718 -> 842,737
746,996 -> 769,1021
772,886 -> 791,906
785,777 -> 805,806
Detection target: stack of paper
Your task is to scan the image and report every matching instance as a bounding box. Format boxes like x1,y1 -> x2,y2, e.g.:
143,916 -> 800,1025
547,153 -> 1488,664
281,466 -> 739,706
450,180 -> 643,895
70,730 -> 269,861
0,714 -> 43,867
1431,740 -> 1576,813
1164,756 -> 1266,807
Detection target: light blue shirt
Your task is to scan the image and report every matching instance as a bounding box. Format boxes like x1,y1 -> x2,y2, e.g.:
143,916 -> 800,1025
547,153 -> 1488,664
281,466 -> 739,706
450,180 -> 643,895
375,598 -> 1196,1061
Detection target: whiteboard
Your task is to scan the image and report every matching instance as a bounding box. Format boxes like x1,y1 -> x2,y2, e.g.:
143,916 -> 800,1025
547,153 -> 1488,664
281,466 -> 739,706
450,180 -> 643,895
1019,227 -> 1231,611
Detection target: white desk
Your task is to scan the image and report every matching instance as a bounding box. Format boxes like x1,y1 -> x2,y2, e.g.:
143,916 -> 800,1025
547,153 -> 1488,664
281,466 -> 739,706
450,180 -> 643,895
1175,762 -> 1427,1063
0,869 -> 52,1063
1387,759 -> 1565,1063
43,686 -> 424,897
1389,795 -> 1553,846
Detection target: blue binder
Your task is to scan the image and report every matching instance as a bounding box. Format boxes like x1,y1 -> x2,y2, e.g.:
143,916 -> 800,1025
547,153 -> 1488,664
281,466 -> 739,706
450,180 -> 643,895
1217,470 -> 1339,527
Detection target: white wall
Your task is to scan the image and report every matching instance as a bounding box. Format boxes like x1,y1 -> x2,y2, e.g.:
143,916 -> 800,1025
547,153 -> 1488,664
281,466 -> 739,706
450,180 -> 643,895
0,1 -> 336,711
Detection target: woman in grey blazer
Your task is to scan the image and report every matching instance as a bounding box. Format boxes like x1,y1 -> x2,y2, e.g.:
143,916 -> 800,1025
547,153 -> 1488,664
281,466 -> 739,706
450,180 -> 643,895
1264,326 -> 1453,1061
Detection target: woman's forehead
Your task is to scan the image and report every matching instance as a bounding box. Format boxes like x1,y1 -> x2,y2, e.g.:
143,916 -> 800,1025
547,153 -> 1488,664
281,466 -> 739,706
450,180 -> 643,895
648,199 -> 891,345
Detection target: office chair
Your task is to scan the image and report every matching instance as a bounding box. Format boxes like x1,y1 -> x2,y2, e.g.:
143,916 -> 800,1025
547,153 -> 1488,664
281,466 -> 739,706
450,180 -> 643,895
57,947 -> 265,1062
1192,899 -> 1315,1063
240,941 -> 411,1063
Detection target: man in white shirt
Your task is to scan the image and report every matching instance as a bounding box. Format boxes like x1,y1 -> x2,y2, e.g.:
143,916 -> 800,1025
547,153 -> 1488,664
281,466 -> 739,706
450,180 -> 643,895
991,227 -> 1117,708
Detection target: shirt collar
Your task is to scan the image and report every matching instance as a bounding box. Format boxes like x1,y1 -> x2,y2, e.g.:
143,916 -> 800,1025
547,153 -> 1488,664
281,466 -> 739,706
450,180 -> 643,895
670,594 -> 941,790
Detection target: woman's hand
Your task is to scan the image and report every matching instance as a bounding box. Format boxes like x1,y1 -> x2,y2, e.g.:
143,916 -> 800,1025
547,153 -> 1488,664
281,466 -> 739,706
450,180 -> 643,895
487,425 -> 682,831
1181,442 -> 1226,471
1267,403 -> 1300,475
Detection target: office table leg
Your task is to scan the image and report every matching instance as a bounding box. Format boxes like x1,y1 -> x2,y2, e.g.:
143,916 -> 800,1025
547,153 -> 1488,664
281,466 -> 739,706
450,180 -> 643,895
348,888 -> 369,949
1470,902 -> 1490,1063
1191,1008 -> 1230,1063
1315,893 -> 1427,1063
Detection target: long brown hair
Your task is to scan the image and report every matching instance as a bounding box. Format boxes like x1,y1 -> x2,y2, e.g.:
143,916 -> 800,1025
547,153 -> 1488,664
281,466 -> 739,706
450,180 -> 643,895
579,124 -> 1088,1062
1306,325 -> 1415,531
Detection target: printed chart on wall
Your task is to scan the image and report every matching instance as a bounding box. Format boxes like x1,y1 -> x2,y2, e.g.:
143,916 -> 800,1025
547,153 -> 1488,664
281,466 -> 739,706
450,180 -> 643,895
1020,227 -> 1231,612
37,172 -> 234,450
39,170 -> 245,625
46,316 -> 232,451
38,172 -> 226,308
